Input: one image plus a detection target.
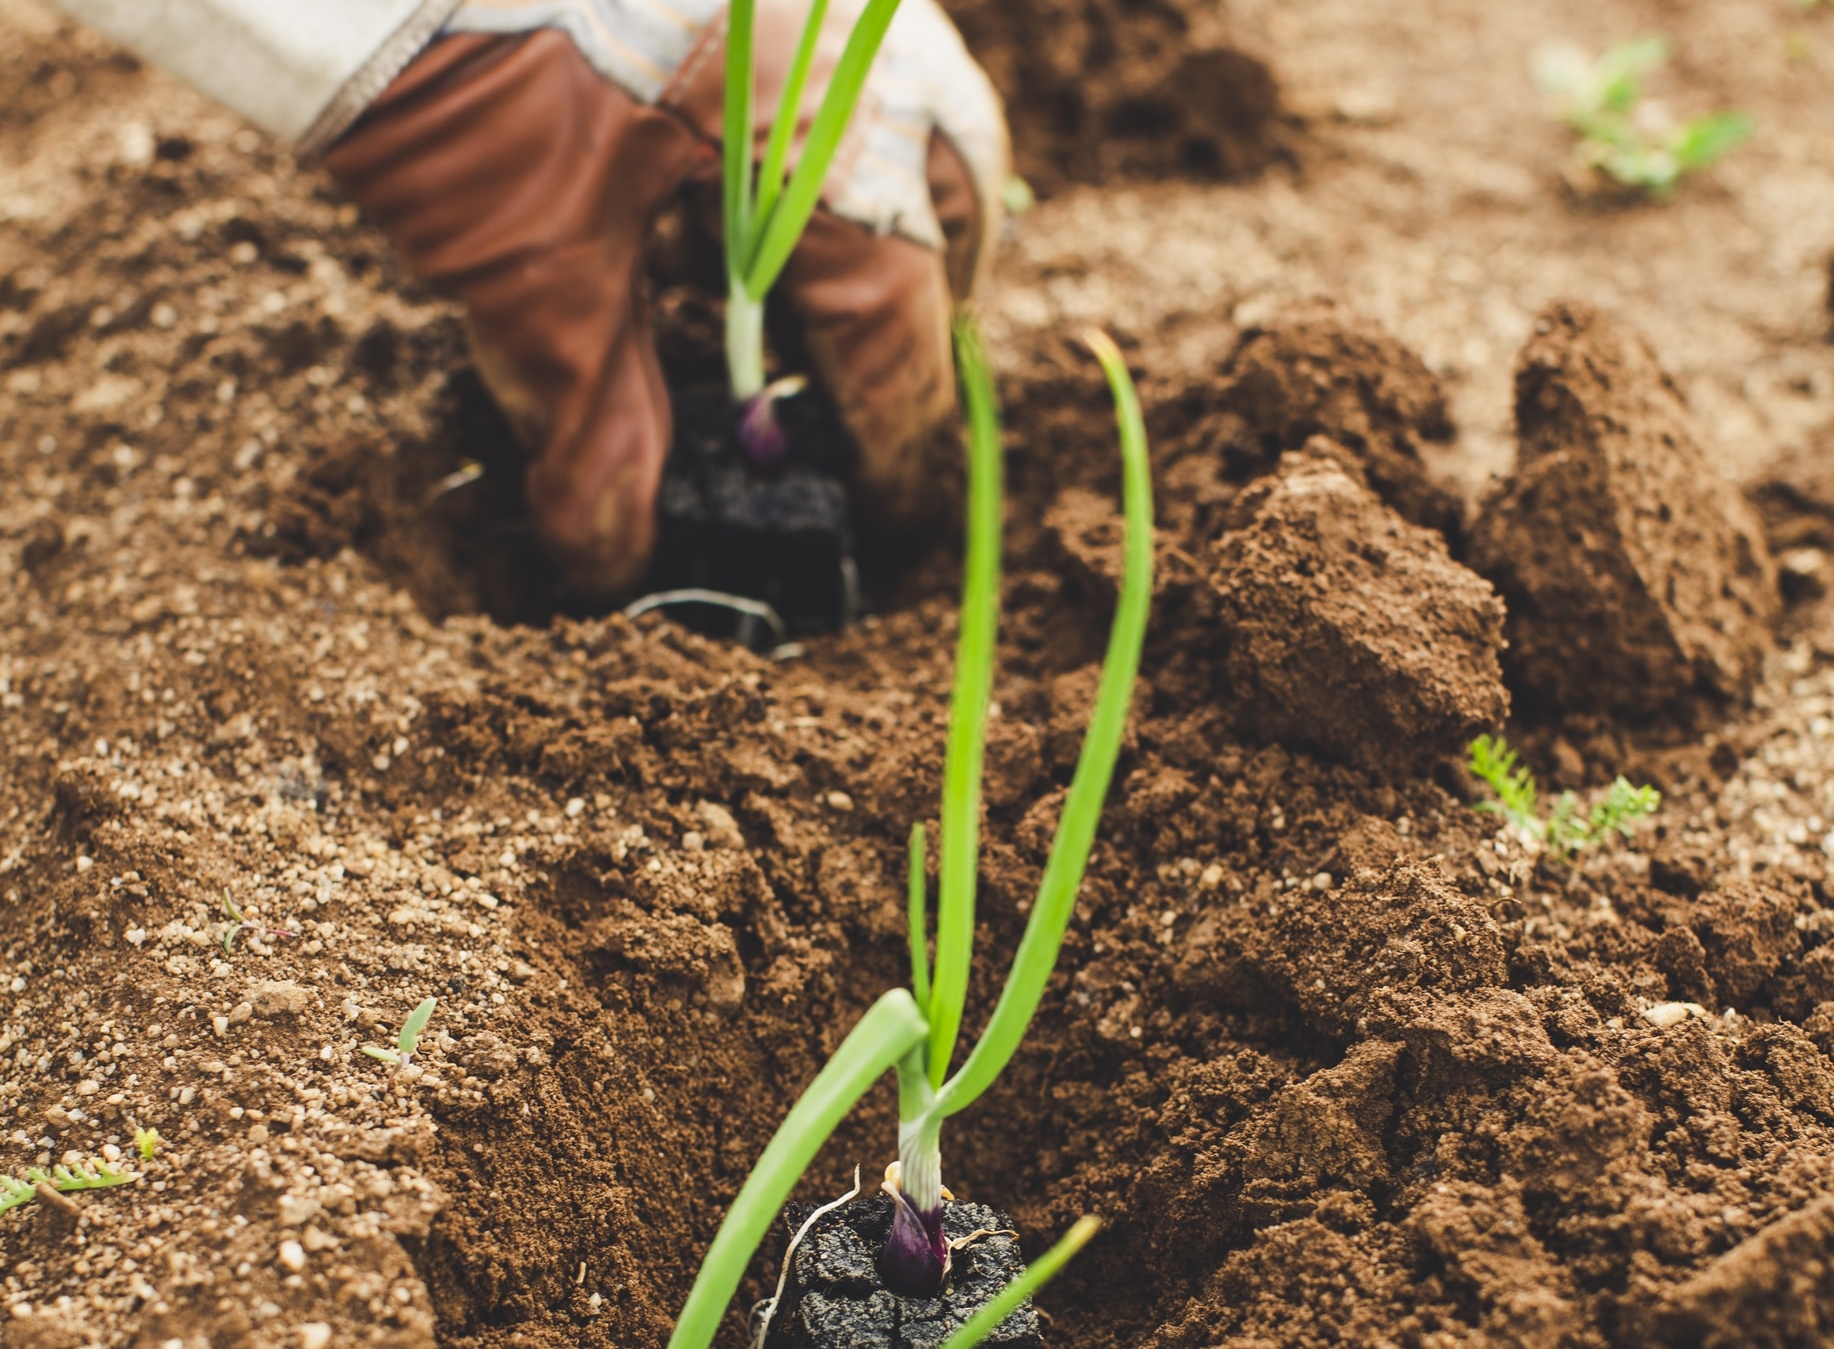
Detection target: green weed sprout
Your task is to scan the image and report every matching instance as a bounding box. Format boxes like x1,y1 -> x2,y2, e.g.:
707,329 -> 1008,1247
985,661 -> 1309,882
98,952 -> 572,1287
1469,734 -> 1660,862
221,890 -> 245,954
723,0 -> 902,408
361,997 -> 436,1068
133,1127 -> 160,1163
1533,37 -> 1752,196
0,1159 -> 138,1216
667,323 -> 1153,1349
222,888 -> 295,953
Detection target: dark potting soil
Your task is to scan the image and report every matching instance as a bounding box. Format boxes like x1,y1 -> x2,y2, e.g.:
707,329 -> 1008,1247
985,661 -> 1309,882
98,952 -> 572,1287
646,382 -> 861,640
763,1192 -> 1039,1349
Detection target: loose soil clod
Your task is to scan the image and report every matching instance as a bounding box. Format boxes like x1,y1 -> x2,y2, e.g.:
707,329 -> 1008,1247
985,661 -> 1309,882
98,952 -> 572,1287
1204,450 -> 1507,775
1165,299 -> 1464,539
942,0 -> 1285,190
1469,300 -> 1780,725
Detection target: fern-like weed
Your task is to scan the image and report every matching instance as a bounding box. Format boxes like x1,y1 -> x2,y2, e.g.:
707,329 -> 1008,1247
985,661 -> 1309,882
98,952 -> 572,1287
1468,736 -> 1660,862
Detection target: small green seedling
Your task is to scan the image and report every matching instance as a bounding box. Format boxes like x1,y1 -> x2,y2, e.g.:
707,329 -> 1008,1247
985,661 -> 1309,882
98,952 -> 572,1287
667,323 -> 1153,1349
222,889 -> 295,954
361,997 -> 436,1068
0,1159 -> 137,1216
1469,734 -> 1660,862
1533,37 -> 1752,196
222,890 -> 244,954
133,1127 -> 160,1163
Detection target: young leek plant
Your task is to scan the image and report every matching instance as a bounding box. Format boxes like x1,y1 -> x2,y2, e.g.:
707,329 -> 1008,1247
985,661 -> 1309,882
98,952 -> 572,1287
667,321 -> 1153,1349
725,0 -> 903,459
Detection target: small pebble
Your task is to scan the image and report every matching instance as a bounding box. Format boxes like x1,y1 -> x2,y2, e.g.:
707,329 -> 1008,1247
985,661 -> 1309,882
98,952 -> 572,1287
278,1240 -> 305,1273
826,791 -> 854,812
300,1325 -> 332,1349
1642,1001 -> 1707,1029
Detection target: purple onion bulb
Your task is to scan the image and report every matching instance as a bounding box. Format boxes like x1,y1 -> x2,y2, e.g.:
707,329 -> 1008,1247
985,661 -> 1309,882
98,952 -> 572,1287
880,1179 -> 948,1298
735,375 -> 808,469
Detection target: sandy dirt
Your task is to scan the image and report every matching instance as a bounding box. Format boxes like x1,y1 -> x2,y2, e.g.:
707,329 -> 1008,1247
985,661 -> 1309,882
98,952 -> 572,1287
5,0 -> 1834,1347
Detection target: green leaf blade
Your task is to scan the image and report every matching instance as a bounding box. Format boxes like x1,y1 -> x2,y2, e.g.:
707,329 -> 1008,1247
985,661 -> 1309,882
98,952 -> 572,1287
1672,110 -> 1753,170
907,821 -> 932,1018
724,0 -> 759,282
399,997 -> 437,1057
667,990 -> 929,1349
938,1216 -> 1101,1349
743,0 -> 904,298
936,329 -> 1153,1120
925,315 -> 1005,1089
753,0 -> 833,232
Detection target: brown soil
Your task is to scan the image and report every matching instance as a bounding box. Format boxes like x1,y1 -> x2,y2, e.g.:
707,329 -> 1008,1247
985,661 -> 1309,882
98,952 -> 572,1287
6,2 -> 1834,1349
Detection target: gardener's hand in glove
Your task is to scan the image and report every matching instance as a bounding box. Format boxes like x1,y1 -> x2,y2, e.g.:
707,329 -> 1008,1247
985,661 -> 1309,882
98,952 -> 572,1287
323,0 -> 1008,600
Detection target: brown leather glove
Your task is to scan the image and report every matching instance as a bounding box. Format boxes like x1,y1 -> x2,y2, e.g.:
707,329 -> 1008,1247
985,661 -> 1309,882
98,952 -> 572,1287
324,9 -> 1005,602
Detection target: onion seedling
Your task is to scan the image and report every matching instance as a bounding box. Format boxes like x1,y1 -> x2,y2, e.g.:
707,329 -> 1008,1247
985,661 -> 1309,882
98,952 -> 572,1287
361,997 -> 437,1068
723,0 -> 903,454
668,321 -> 1154,1349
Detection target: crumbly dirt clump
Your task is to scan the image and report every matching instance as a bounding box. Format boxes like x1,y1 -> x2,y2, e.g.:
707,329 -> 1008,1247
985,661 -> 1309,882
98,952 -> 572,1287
940,0 -> 1285,189
1469,301 -> 1779,725
1160,299 -> 1464,539
1204,450 -> 1507,775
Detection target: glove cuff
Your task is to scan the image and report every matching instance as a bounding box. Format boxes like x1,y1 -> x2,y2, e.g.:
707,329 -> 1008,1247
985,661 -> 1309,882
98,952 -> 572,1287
49,0 -> 460,148
300,0 -> 466,156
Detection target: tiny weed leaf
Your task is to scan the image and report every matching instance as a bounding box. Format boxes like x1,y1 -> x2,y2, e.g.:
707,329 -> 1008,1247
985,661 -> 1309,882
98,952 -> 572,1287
363,997 -> 436,1068
1546,792 -> 1585,859
133,1128 -> 159,1163
222,889 -> 245,954
398,997 -> 437,1059
1468,736 -> 1660,863
1534,36 -> 1750,195
1591,778 -> 1663,840
1672,111 -> 1754,170
2,1159 -> 137,1216
0,1175 -> 34,1216
1468,734 -> 1538,833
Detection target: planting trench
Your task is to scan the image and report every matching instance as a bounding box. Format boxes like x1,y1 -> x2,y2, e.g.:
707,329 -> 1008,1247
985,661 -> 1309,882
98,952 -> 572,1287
7,1 -> 1834,1348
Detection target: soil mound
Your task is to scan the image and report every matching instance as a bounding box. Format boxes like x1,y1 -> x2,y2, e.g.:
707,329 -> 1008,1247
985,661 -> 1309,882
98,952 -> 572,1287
1161,300 -> 1463,539
1469,301 -> 1779,724
941,0 -> 1284,189
8,9 -> 1834,1349
1206,450 -> 1507,775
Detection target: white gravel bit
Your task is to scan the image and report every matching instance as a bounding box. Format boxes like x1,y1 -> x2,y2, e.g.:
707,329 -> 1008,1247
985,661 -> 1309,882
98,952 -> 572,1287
278,1240 -> 306,1273
1642,1001 -> 1709,1029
